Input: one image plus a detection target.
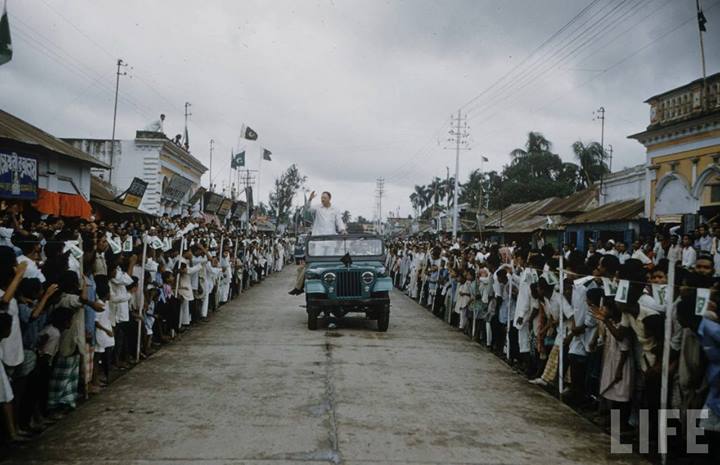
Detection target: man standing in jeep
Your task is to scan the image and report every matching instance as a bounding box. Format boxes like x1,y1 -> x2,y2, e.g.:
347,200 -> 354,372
288,190 -> 346,295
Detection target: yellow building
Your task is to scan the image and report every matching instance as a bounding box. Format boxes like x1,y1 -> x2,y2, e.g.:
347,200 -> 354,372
629,71 -> 720,224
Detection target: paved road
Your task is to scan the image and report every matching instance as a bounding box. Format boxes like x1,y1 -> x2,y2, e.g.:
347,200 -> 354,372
3,267 -> 645,465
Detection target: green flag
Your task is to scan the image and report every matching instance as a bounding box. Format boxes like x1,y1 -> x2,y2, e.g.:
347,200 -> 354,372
0,1 -> 12,66
262,148 -> 272,161
231,151 -> 245,169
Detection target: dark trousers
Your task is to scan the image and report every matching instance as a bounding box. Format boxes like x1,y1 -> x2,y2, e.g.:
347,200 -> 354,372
491,315 -> 506,354
568,354 -> 588,403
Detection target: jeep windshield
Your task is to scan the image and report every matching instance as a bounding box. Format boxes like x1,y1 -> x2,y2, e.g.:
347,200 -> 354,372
307,237 -> 383,257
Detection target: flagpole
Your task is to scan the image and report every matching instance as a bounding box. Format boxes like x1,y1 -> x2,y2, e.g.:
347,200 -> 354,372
698,0 -> 708,112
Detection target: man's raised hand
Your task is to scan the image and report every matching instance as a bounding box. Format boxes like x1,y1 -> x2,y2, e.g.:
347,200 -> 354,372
309,191 -> 316,202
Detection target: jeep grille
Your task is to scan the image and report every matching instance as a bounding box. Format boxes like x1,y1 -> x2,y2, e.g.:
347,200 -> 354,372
336,270 -> 362,297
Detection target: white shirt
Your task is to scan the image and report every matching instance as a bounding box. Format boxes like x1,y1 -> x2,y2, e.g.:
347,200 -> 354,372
308,203 -> 345,236
110,267 -> 134,323
681,246 -> 697,268
18,255 -> 45,283
0,292 -> 24,367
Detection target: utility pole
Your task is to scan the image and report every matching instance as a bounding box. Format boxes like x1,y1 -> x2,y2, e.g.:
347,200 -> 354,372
607,144 -> 614,173
375,177 -> 385,235
444,110 -> 470,240
183,102 -> 192,151
594,106 -> 606,196
110,59 -> 128,185
209,139 -> 214,191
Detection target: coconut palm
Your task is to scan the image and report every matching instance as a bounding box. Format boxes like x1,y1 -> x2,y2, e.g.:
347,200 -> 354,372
409,184 -> 430,216
572,141 -> 609,188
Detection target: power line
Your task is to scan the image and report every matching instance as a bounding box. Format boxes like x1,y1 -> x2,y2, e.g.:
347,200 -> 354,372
465,0 -> 646,120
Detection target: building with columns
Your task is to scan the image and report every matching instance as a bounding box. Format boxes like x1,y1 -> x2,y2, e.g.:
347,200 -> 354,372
65,129 -> 207,216
629,71 -> 720,225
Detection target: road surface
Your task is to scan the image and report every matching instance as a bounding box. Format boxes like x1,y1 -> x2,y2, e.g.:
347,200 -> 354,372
3,266 -> 645,465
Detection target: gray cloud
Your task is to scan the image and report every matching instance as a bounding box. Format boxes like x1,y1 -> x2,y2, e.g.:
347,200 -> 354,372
0,0 -> 718,220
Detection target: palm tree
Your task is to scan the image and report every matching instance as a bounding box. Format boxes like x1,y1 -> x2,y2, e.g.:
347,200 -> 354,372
428,177 -> 444,212
410,184 -> 430,215
572,141 -> 609,188
341,210 -> 351,224
510,131 -> 552,160
441,177 -> 456,209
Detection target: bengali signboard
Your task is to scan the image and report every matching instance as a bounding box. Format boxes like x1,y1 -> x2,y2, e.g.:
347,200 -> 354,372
162,174 -> 193,203
217,197 -> 234,217
188,186 -> 206,206
119,177 -> 148,208
203,191 -> 223,214
0,151 -> 38,200
232,201 -> 246,219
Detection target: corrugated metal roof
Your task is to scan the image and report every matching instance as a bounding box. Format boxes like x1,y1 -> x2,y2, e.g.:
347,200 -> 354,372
538,187 -> 598,215
484,198 -> 564,233
565,199 -> 644,224
0,110 -> 109,168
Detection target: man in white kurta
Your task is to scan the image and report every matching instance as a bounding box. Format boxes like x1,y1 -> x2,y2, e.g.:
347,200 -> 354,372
289,191 -> 347,295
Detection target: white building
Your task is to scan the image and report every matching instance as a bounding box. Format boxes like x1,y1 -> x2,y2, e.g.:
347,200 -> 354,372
65,130 -> 207,216
599,164 -> 646,209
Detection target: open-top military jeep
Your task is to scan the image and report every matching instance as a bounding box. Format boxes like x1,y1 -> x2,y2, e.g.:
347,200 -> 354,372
304,234 -> 392,331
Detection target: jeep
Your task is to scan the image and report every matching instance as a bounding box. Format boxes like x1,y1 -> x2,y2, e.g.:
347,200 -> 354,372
303,234 -> 391,331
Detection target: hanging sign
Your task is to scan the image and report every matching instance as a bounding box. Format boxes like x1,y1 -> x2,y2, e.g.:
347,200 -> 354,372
0,151 -> 38,200
204,192 -> 223,213
162,174 -> 193,203
118,177 -> 148,208
217,198 -> 233,217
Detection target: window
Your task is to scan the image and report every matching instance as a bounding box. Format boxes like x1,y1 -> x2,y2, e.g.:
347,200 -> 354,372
711,184 -> 720,203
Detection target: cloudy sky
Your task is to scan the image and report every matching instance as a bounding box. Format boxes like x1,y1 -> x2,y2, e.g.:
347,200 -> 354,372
1,0 -> 719,219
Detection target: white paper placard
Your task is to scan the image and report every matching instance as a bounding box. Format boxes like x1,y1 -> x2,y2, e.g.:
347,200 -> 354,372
651,284 -> 667,306
614,279 -> 630,303
602,277 -> 618,296
122,237 -> 133,252
695,288 -> 710,316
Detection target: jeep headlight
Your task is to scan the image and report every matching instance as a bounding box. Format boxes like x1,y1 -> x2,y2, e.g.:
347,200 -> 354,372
362,271 -> 374,284
323,272 -> 336,284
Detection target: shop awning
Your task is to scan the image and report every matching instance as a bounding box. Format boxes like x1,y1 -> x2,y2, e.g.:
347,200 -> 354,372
32,188 -> 92,220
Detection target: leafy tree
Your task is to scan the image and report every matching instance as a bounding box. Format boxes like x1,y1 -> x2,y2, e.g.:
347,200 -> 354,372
268,164 -> 307,224
498,132 -> 576,206
460,169 -> 503,210
355,215 -> 370,224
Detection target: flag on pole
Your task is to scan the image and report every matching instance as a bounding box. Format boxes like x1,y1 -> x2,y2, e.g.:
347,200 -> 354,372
481,156 -> 489,162
262,148 -> 272,161
241,125 -> 258,140
698,6 -> 707,32
0,0 -> 12,66
231,151 -> 245,169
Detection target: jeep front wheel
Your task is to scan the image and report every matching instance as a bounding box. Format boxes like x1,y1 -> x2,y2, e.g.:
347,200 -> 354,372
307,307 -> 319,330
377,304 -> 390,332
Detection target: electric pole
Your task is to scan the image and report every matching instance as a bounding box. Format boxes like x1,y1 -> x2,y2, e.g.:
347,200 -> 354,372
375,177 -> 385,235
209,139 -> 214,191
110,58 -> 128,185
594,106 -> 606,196
444,110 -> 470,240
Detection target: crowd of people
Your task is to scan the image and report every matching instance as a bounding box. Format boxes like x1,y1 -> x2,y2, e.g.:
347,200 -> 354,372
0,206 -> 295,445
386,227 -> 720,459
